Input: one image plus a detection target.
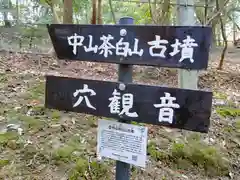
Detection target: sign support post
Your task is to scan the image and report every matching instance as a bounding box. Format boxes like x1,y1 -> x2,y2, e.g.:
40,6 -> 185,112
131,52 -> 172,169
46,16 -> 213,180
177,0 -> 198,90
115,16 -> 133,180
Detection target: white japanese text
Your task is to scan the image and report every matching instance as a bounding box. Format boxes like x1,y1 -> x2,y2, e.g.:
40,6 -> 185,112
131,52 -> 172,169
154,92 -> 180,124
67,30 -> 198,63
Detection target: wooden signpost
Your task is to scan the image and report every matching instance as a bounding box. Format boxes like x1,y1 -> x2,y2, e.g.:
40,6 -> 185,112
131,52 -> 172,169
47,24 -> 212,69
45,17 -> 212,180
46,75 -> 212,133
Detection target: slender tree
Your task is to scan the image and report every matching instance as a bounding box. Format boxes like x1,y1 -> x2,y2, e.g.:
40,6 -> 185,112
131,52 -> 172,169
63,0 -> 73,23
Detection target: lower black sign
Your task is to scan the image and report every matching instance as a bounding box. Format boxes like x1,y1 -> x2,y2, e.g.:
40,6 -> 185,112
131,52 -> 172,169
45,75 -> 213,133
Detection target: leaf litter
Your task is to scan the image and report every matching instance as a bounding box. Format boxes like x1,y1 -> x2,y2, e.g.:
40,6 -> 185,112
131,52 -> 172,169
0,50 -> 239,180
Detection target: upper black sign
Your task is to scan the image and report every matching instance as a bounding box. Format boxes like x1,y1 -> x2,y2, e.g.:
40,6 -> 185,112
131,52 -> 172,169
45,75 -> 213,133
47,24 -> 212,70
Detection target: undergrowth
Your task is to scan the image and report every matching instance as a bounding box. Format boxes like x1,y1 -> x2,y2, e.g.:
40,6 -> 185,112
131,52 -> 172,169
216,107 -> 240,118
147,136 -> 230,177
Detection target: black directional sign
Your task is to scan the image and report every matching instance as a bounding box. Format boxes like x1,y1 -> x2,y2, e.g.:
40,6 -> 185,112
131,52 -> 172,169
47,24 -> 212,70
45,75 -> 213,133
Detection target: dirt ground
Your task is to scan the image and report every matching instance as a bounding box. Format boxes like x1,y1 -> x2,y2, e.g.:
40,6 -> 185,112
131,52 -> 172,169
0,48 -> 239,180
210,46 -> 240,62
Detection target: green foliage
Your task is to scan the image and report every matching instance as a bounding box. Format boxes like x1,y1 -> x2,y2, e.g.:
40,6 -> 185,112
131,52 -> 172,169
28,105 -> 61,121
0,159 -> 10,168
216,107 -> 240,118
235,119 -> 240,130
20,25 -> 48,38
50,110 -> 61,121
0,132 -> 19,146
19,114 -> 45,132
147,139 -> 229,177
85,115 -> 98,128
4,109 -> 20,122
170,141 -> 229,176
30,105 -> 46,116
19,145 -> 50,164
27,81 -> 45,100
213,91 -> 228,99
161,176 -> 167,180
69,158 -> 88,180
224,126 -> 234,133
52,145 -> 77,163
147,141 -> 169,162
102,1 -> 152,24
0,73 -> 8,83
171,142 -> 185,159
52,136 -> 85,163
131,121 -> 145,126
69,158 -> 109,180
130,166 -> 138,177
128,4 -> 152,24
73,0 -> 90,13
174,158 -> 193,170
186,132 -> 201,142
89,161 -> 109,179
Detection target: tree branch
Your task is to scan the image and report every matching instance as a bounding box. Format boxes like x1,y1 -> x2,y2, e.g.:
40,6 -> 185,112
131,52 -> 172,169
206,0 -> 230,25
216,0 -> 228,70
227,14 -> 240,31
148,0 -> 157,24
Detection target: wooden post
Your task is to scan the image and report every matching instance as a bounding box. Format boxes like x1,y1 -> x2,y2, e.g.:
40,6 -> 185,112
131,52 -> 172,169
177,0 -> 198,90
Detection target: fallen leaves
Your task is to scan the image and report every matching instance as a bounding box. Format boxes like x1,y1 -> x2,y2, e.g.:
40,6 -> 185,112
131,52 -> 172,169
0,49 -> 239,179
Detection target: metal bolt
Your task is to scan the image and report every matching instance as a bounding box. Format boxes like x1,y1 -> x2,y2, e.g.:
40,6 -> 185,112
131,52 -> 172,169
119,83 -> 126,91
120,29 -> 127,36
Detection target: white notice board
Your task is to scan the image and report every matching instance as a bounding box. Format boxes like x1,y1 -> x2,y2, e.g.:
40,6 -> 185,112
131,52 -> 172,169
97,119 -> 148,168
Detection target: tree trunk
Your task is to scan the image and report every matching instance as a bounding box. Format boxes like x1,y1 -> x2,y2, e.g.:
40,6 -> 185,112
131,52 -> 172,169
204,0 -> 208,24
91,0 -> 97,24
16,0 -> 19,25
216,0 -> 227,70
48,0 -> 61,24
97,0 -> 102,24
3,12 -> 11,27
109,0 -> 116,24
63,0 -> 73,24
161,0 -> 170,25
48,1 -> 62,59
3,0 -> 11,28
233,14 -> 236,46
210,22 -> 217,47
217,25 -> 222,46
227,13 -> 240,46
148,0 -> 155,24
